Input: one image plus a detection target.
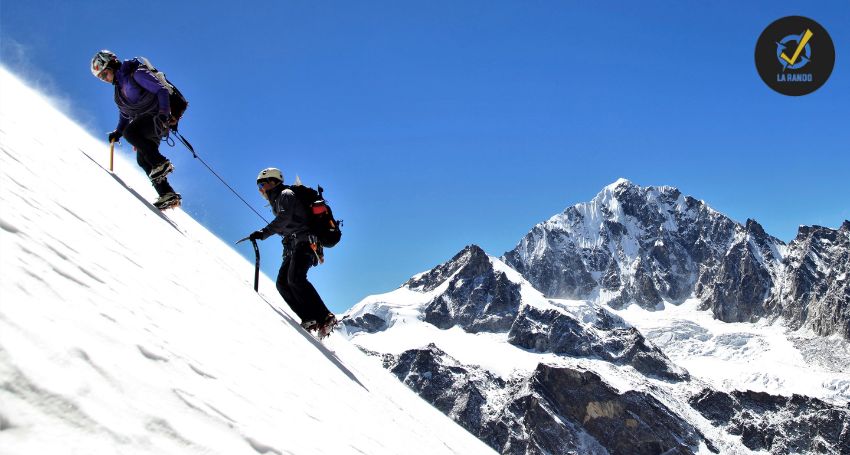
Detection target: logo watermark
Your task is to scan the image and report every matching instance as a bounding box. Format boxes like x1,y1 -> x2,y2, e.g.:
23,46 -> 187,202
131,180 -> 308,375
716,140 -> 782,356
755,16 -> 834,96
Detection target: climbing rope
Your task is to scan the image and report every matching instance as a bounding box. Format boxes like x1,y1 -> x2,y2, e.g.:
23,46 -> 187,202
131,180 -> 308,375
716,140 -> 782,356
169,130 -> 269,224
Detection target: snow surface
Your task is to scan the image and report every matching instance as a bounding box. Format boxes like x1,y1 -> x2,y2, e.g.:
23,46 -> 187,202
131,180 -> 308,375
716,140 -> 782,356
0,67 -> 494,454
610,299 -> 850,405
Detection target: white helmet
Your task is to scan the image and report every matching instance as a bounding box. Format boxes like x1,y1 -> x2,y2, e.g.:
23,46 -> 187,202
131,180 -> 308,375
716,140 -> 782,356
257,168 -> 283,200
91,49 -> 118,77
257,168 -> 283,183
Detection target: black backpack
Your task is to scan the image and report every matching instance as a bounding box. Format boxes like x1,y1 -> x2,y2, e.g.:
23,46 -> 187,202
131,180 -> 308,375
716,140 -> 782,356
289,184 -> 342,248
134,57 -> 189,129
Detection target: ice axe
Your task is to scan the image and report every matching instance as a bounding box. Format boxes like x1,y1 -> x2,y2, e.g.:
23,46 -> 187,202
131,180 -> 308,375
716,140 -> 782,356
236,237 -> 261,292
109,140 -> 115,172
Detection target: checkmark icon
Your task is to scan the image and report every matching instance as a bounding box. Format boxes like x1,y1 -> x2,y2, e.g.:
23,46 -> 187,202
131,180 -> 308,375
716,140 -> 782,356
781,29 -> 813,65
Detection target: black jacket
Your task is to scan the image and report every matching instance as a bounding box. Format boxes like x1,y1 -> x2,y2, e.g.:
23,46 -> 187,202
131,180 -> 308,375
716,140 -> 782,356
260,185 -> 311,242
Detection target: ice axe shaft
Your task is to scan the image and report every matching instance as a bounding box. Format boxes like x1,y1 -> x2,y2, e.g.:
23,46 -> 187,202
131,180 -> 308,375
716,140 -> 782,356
109,140 -> 115,172
236,237 -> 261,292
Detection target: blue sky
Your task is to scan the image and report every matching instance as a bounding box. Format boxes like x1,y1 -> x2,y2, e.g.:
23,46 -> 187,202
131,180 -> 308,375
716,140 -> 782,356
2,1 -> 848,313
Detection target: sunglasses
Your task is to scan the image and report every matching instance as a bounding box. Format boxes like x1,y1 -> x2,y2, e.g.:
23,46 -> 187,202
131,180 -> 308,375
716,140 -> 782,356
257,180 -> 277,190
97,69 -> 110,82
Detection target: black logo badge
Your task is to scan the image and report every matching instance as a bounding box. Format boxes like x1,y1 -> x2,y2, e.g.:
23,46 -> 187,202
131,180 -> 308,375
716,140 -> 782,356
755,16 -> 835,96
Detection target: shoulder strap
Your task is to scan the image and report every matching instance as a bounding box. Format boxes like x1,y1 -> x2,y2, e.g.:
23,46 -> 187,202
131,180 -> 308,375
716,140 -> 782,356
132,56 -> 174,95
136,56 -> 156,72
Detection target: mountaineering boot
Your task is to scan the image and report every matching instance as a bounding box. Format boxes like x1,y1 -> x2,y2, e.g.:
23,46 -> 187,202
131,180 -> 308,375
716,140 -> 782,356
153,192 -> 182,210
300,320 -> 318,332
149,160 -> 174,184
317,313 -> 337,340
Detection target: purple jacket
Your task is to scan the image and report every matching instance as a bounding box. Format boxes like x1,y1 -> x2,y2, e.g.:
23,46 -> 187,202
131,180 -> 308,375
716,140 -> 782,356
114,59 -> 171,133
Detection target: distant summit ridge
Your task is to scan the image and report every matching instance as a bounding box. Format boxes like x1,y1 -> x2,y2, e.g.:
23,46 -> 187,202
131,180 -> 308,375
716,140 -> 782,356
504,179 -> 849,338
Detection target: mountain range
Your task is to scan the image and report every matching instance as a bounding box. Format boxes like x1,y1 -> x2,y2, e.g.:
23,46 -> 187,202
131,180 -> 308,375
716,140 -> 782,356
342,179 -> 850,454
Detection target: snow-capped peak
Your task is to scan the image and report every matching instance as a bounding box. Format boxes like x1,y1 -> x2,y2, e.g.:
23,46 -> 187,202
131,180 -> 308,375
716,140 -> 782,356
605,177 -> 634,191
345,244 -> 551,334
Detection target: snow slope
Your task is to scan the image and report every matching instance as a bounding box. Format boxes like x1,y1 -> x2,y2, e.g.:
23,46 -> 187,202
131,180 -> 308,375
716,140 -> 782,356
0,67 -> 494,455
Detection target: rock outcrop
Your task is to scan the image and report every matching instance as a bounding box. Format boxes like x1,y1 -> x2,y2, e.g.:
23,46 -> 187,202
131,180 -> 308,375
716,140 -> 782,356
385,345 -> 707,455
690,388 -> 850,454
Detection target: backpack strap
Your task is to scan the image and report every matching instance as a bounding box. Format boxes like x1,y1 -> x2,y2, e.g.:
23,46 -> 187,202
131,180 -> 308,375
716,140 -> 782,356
133,56 -> 175,95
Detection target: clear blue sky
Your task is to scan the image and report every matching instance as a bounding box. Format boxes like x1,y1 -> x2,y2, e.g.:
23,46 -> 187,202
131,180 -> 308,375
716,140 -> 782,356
2,1 -> 848,313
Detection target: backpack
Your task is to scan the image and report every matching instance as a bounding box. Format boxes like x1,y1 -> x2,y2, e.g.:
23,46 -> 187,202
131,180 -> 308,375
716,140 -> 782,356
135,57 -> 189,129
289,184 -> 342,248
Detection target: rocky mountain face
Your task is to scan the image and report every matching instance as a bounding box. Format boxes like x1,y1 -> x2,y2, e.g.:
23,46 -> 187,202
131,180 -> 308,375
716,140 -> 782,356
348,245 -> 686,380
384,344 -> 709,455
407,245 -> 524,333
503,179 -> 849,339
507,305 -> 687,381
690,389 -> 850,454
344,245 -> 705,453
772,221 -> 850,338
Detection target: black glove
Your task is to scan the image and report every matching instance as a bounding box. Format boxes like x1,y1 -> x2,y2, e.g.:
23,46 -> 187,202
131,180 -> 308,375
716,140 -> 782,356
156,114 -> 171,128
248,230 -> 265,241
107,130 -> 122,143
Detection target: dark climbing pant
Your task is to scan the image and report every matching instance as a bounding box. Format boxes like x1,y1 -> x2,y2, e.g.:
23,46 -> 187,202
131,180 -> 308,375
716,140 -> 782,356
122,114 -> 174,196
276,241 -> 330,324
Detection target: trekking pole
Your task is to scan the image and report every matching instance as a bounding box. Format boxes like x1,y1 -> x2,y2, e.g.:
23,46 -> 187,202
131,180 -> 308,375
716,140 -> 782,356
236,237 -> 261,292
109,140 -> 115,172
